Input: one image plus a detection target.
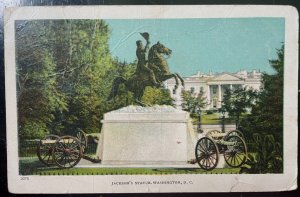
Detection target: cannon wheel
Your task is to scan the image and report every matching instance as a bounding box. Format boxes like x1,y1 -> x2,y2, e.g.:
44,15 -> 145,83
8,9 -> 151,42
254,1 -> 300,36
76,130 -> 88,153
195,137 -> 219,170
52,136 -> 82,168
224,135 -> 247,168
37,134 -> 60,166
225,130 -> 244,140
206,129 -> 223,140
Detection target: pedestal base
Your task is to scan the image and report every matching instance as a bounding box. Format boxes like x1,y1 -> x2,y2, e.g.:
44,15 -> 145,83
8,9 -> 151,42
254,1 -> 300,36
96,105 -> 196,165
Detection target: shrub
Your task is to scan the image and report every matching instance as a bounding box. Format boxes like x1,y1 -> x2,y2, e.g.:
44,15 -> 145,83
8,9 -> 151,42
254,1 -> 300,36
240,133 -> 283,174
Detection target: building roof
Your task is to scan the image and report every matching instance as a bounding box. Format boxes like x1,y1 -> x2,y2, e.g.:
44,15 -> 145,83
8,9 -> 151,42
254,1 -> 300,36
207,72 -> 245,82
165,70 -> 261,84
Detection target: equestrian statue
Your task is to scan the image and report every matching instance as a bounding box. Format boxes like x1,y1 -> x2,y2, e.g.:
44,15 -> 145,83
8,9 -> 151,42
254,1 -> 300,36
107,32 -> 184,106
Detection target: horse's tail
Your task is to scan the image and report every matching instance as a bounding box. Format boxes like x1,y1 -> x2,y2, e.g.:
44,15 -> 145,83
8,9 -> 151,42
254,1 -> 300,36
107,77 -> 127,101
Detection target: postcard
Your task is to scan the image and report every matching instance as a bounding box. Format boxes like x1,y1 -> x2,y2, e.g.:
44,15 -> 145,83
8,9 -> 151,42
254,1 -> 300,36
4,5 -> 298,193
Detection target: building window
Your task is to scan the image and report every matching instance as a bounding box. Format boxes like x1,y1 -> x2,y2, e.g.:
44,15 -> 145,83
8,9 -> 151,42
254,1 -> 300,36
200,87 -> 204,93
212,86 -> 217,94
190,87 -> 195,94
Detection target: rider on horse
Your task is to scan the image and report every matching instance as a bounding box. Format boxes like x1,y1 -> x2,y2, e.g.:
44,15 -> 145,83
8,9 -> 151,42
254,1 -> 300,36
107,33 -> 184,105
136,32 -> 160,87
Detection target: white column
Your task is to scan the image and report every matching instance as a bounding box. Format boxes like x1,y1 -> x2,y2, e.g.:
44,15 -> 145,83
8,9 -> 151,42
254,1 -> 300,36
218,84 -> 222,107
206,85 -> 211,109
230,84 -> 233,90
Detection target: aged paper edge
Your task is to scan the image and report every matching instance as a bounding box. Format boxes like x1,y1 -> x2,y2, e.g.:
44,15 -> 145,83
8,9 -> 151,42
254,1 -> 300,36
4,5 -> 298,193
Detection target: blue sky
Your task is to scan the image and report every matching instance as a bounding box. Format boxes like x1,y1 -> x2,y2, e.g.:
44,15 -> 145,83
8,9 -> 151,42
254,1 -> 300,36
106,18 -> 284,77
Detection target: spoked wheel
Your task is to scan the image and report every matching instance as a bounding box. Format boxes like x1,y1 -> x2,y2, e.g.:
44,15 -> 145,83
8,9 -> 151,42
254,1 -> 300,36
76,130 -> 88,153
52,136 -> 82,168
225,130 -> 244,141
224,135 -> 247,168
195,137 -> 219,170
37,134 -> 59,166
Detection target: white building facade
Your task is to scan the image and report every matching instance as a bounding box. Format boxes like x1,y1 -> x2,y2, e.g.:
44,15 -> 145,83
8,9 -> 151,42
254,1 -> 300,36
164,70 -> 262,109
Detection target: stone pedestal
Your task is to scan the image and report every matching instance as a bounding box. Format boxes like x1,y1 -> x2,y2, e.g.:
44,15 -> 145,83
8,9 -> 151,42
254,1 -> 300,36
96,105 -> 196,165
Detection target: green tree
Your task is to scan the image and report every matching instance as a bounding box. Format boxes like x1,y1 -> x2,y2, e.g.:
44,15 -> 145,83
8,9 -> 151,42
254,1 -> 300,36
219,87 -> 258,128
16,20 -> 115,138
240,45 -> 284,141
142,87 -> 174,106
181,90 -> 207,117
16,19 -> 179,140
53,20 -> 114,134
240,133 -> 283,174
239,45 -> 284,173
16,21 -> 68,139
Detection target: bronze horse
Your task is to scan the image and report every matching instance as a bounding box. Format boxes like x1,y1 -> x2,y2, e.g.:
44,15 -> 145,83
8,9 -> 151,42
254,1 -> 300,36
107,42 -> 184,106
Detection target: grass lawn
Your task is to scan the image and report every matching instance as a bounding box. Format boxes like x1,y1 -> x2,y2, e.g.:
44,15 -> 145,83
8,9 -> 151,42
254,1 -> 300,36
20,158 -> 241,175
201,113 -> 221,124
194,113 -> 235,125
35,167 -> 241,176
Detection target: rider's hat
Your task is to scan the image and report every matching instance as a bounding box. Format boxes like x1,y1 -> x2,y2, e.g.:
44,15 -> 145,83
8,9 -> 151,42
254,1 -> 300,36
140,32 -> 149,40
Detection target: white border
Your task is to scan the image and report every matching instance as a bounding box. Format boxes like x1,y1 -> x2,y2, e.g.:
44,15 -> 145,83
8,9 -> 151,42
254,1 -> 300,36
5,5 -> 298,193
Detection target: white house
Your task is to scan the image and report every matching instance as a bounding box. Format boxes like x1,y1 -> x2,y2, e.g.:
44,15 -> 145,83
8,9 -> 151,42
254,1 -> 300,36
164,70 -> 262,109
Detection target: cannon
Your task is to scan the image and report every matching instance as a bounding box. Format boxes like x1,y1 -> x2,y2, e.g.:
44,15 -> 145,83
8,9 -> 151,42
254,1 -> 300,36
37,130 -> 100,168
195,129 -> 247,170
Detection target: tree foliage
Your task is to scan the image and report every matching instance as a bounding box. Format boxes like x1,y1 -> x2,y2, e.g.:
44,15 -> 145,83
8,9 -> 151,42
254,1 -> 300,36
219,87 -> 258,127
16,20 -> 114,139
181,90 -> 207,117
16,20 -> 174,139
239,45 -> 284,173
240,45 -> 284,142
218,45 -> 284,173
240,133 -> 283,173
142,87 -> 174,106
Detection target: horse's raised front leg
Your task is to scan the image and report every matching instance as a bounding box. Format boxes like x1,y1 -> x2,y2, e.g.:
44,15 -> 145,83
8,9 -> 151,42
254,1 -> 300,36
173,74 -> 180,94
175,73 -> 185,87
